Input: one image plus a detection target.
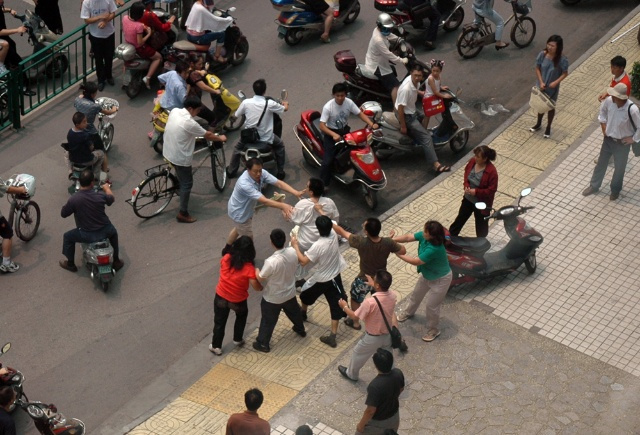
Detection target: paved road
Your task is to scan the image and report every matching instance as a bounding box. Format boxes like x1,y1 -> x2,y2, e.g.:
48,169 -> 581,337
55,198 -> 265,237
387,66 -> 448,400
0,0 -> 637,432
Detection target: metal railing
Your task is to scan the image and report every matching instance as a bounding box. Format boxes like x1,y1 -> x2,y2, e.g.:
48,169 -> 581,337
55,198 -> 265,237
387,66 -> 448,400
0,0 -> 183,132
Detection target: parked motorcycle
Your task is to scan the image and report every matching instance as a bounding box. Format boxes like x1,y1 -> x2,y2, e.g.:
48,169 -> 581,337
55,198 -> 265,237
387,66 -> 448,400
374,0 -> 466,34
13,10 -> 69,80
363,89 -> 474,160
446,187 -> 543,287
334,37 -> 430,106
17,397 -> 85,435
165,7 -> 249,74
271,0 -> 361,46
294,111 -> 386,210
0,342 -> 26,413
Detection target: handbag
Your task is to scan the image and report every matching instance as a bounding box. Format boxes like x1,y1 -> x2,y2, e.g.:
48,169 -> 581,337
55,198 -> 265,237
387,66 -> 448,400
373,296 -> 408,353
627,103 -> 640,157
240,98 -> 271,144
423,94 -> 445,116
529,86 -> 556,114
146,30 -> 169,51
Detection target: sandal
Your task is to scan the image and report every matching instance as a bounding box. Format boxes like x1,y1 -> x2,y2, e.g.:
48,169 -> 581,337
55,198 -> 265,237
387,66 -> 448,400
435,164 -> 451,173
344,318 -> 362,330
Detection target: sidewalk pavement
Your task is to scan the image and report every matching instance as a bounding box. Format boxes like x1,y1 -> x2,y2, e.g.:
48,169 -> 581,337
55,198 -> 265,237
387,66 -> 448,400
125,8 -> 640,435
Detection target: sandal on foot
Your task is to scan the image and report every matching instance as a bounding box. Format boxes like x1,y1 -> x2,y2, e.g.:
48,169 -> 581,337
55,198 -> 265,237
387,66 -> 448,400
436,164 -> 451,173
344,318 -> 362,330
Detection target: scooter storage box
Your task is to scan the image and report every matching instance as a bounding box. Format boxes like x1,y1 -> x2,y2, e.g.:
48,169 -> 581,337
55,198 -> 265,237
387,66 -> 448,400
375,0 -> 399,12
334,50 -> 356,73
271,0 -> 298,12
115,43 -> 136,61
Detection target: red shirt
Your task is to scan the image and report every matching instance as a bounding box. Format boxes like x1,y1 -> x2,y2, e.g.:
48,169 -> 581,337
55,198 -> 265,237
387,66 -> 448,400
463,158 -> 498,213
610,73 -> 632,96
225,411 -> 270,435
140,9 -> 172,33
216,254 -> 256,303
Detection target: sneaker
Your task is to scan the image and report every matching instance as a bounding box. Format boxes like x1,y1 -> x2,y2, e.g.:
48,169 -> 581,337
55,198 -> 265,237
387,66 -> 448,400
252,341 -> 270,353
208,344 -> 222,355
233,339 -> 245,346
529,125 -> 541,132
59,260 -> 78,273
292,326 -> 306,337
543,127 -> 551,138
422,329 -> 441,342
320,333 -> 337,348
397,311 -> 413,323
142,76 -> 151,89
0,262 -> 19,273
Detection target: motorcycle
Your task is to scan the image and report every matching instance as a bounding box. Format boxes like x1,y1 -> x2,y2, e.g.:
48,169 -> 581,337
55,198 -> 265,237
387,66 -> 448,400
82,237 -> 115,292
334,37 -> 430,106
294,112 -> 387,210
374,0 -> 466,34
13,10 -> 69,80
446,187 -> 543,287
115,8 -> 179,98
363,88 -> 475,159
0,342 -> 26,413
17,398 -> 85,435
165,7 -> 249,74
271,0 -> 361,46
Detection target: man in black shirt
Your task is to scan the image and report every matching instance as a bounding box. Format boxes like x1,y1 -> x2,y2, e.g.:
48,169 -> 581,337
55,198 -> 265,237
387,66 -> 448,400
60,169 -> 123,273
65,112 -> 105,181
356,348 -> 404,434
0,386 -> 16,435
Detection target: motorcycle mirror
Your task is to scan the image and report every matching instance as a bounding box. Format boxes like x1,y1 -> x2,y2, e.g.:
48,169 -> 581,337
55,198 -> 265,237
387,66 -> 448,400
1,343 -> 10,354
228,6 -> 236,12
238,90 -> 246,100
281,89 -> 288,101
520,187 -> 532,197
475,202 -> 487,210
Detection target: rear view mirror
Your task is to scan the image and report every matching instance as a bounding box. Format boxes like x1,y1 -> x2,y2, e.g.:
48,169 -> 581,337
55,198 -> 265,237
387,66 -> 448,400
281,89 -> 288,101
475,202 -> 487,210
1,343 -> 10,355
520,187 -> 532,197
228,7 -> 236,12
238,90 -> 246,100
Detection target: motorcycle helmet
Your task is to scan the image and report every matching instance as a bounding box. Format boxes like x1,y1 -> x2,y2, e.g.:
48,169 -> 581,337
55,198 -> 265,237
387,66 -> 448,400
376,13 -> 395,35
12,174 -> 36,198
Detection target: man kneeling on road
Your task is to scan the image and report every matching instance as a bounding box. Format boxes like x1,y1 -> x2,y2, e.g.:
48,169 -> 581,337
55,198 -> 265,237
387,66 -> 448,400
60,169 -> 123,273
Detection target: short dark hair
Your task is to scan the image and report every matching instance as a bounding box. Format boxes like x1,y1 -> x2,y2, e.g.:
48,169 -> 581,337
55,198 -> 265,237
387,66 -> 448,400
253,79 -> 267,96
295,425 -> 313,435
175,60 -> 189,74
270,228 -> 286,249
375,270 -> 392,291
245,157 -> 263,170
72,111 -> 86,126
79,168 -> 94,187
364,217 -> 381,237
474,145 -> 496,162
410,64 -> 425,74
184,95 -> 203,110
130,1 -> 145,20
308,178 -> 324,198
332,82 -> 348,95
424,220 -> 445,246
0,386 -> 16,408
79,81 -> 98,98
372,348 -> 393,373
611,55 -> 626,69
315,215 -> 333,237
244,388 -> 264,412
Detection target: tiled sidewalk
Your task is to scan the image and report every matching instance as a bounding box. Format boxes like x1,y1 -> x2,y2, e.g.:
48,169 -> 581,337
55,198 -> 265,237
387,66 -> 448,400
127,11 -> 640,435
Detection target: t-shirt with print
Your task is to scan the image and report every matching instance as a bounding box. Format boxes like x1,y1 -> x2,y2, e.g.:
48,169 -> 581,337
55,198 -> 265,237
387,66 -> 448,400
81,0 -> 116,39
216,254 -> 256,303
365,368 -> 405,421
320,98 -> 360,130
304,230 -> 347,285
349,235 -> 402,278
414,231 -> 450,280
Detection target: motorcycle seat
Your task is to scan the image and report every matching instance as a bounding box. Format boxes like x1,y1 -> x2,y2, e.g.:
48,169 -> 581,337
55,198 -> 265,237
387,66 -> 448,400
356,64 -> 378,80
173,40 -> 210,52
382,111 -> 401,129
311,117 -> 323,140
448,236 -> 491,253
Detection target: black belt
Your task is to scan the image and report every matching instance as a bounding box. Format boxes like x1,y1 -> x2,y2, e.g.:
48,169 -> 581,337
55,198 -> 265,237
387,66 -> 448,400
366,332 -> 389,336
607,136 -> 624,143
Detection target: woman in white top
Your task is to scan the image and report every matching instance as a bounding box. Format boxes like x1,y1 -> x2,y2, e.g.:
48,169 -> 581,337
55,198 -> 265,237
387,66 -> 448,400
185,0 -> 233,63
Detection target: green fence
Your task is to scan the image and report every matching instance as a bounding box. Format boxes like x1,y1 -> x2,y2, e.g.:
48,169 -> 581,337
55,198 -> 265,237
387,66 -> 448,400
0,0 -> 184,132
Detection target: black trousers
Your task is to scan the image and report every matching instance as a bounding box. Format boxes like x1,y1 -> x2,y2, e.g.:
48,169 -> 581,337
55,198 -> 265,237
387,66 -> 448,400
89,33 -> 115,84
211,294 -> 248,349
449,197 -> 489,237
256,296 -> 305,347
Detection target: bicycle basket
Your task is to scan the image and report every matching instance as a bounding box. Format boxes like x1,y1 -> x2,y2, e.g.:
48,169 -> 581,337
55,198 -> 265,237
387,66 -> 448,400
95,97 -> 119,119
144,164 -> 171,177
515,0 -> 531,15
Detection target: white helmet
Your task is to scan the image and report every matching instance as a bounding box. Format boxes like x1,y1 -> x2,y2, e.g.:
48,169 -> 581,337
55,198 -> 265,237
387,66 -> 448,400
376,13 -> 395,30
11,174 -> 36,197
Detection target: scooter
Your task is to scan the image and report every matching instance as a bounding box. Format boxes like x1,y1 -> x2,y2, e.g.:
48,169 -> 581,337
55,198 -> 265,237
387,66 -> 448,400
0,342 -> 27,413
294,112 -> 387,210
83,237 -> 115,292
374,0 -> 466,34
165,7 -> 249,74
17,398 -> 85,435
363,89 -> 475,160
13,10 -> 69,80
271,0 -> 361,46
446,187 -> 543,287
334,37 -> 430,106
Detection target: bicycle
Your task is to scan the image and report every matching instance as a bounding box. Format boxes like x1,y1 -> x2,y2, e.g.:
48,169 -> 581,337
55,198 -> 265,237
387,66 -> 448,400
2,175 -> 41,242
127,138 -> 227,218
456,0 -> 536,59
95,97 -> 118,152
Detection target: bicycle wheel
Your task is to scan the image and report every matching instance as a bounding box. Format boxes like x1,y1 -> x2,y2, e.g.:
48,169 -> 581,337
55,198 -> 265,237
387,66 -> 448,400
15,202 -> 41,242
457,27 -> 484,59
210,143 -> 227,192
511,17 -> 536,48
132,172 -> 177,218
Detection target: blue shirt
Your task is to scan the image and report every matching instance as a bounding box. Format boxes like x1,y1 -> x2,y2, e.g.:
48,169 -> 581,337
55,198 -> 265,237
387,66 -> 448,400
158,71 -> 187,111
227,169 -> 278,224
74,96 -> 102,135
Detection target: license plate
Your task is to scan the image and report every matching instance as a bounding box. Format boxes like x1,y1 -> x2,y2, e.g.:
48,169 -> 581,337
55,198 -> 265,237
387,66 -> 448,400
99,265 -> 112,274
278,26 -> 287,36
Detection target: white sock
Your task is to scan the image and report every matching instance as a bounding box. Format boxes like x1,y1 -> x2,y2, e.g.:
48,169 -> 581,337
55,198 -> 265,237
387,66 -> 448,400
3,257 -> 10,266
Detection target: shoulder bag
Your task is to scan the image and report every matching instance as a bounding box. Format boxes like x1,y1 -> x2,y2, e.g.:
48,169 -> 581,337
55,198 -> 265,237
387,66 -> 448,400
373,296 -> 408,353
240,98 -> 271,144
626,103 -> 640,157
529,86 -> 556,114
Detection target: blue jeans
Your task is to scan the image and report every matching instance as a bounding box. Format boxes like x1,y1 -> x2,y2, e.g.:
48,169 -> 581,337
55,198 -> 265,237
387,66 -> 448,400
590,136 -> 631,196
173,164 -> 193,215
62,223 -> 119,264
473,7 -> 505,40
187,31 -> 225,46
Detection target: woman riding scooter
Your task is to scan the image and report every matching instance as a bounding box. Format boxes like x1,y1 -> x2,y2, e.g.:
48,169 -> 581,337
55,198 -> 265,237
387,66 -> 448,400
122,2 -> 162,89
185,0 -> 232,64
186,53 -> 221,128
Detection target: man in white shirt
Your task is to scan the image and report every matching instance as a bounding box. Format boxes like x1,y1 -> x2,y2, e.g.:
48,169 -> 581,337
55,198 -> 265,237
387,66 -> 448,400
253,228 -> 306,353
363,13 -> 408,104
395,64 -> 450,174
81,0 -> 117,91
289,178 -> 339,252
163,96 -> 226,223
319,83 -> 378,188
583,83 -> 640,201
227,79 -> 289,180
292,215 -> 348,348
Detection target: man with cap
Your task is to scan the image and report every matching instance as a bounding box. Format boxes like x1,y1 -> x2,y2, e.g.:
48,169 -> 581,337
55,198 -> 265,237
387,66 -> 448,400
583,83 -> 640,201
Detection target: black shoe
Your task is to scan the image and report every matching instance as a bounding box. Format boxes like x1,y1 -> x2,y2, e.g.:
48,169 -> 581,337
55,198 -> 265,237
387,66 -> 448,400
338,365 -> 357,381
529,124 -> 541,132
59,260 -> 78,272
424,41 -> 436,51
98,82 -> 106,92
106,77 -> 115,86
21,88 -> 35,96
226,166 -> 237,179
320,333 -> 337,348
292,326 -> 306,337
276,171 -> 286,180
252,341 -> 270,353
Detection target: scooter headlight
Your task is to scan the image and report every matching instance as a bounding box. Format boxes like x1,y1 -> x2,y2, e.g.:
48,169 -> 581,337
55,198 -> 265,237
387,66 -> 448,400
11,374 -> 20,382
499,207 -> 515,216
355,152 -> 375,165
528,236 -> 542,242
